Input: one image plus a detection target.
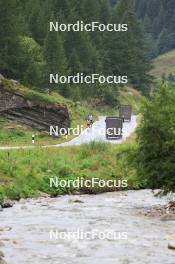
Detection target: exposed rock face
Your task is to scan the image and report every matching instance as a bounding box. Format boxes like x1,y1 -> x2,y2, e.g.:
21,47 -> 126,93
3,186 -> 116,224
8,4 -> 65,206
0,84 -> 70,134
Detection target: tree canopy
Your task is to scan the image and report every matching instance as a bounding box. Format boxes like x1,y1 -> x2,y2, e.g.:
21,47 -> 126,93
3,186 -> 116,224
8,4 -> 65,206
0,0 -> 152,100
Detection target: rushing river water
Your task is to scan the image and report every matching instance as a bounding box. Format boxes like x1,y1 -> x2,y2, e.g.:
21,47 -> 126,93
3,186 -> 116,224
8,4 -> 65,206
0,190 -> 175,264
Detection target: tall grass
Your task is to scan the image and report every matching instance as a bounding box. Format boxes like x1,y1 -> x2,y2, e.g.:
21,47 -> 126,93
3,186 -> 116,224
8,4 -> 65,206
0,142 -> 145,204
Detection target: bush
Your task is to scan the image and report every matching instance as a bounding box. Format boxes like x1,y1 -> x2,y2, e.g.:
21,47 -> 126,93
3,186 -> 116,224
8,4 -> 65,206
136,84 -> 175,191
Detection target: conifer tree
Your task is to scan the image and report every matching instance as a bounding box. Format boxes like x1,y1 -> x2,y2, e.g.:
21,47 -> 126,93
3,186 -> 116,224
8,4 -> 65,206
0,0 -> 21,77
44,15 -> 68,92
108,0 -> 152,94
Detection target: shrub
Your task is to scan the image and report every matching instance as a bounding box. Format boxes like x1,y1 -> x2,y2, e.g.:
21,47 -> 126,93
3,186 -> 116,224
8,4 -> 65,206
136,84 -> 175,190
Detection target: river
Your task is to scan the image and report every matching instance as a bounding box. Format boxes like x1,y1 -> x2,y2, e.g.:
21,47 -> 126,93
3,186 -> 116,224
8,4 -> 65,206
0,190 -> 175,264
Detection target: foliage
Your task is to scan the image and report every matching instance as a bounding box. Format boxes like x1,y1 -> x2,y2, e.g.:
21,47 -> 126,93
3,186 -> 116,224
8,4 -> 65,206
0,0 -> 153,99
136,84 -> 175,191
0,142 -> 140,204
0,0 -> 22,77
107,0 -> 152,95
134,0 -> 175,57
17,37 -> 46,87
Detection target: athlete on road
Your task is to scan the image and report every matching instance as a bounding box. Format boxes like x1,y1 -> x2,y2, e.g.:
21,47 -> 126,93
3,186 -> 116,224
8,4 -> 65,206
89,115 -> 93,128
86,115 -> 93,128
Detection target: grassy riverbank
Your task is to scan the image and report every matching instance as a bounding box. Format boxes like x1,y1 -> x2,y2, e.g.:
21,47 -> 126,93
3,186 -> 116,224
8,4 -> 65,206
0,142 -> 146,204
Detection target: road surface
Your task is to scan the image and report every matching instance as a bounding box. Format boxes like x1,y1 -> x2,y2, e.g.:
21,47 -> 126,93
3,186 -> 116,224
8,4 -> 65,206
58,115 -> 137,147
0,115 -> 137,150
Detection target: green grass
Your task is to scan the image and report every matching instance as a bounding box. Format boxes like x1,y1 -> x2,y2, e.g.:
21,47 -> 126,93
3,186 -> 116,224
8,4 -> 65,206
0,117 -> 70,146
0,142 -> 146,204
152,49 -> 175,79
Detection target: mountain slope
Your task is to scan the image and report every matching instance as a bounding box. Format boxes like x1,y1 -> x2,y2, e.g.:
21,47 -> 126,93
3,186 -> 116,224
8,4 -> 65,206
152,49 -> 175,79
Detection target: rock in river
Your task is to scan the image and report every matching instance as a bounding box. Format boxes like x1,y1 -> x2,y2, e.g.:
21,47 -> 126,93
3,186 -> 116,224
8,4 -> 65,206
168,242 -> 175,250
2,200 -> 14,209
0,258 -> 7,264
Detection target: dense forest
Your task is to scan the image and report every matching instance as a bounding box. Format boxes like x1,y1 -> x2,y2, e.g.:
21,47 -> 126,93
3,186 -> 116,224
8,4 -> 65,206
134,0 -> 175,57
0,0 -> 152,101
110,0 -> 175,57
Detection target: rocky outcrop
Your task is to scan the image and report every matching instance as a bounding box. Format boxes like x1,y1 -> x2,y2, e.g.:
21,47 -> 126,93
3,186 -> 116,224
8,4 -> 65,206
0,81 -> 70,134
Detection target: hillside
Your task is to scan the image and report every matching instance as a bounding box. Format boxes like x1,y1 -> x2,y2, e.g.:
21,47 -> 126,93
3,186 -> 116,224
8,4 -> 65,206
151,49 -> 175,79
0,79 -> 70,132
0,78 -> 98,146
0,77 -> 143,147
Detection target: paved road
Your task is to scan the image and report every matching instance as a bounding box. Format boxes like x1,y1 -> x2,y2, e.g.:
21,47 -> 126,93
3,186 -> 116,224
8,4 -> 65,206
0,115 -> 137,150
58,115 -> 137,147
